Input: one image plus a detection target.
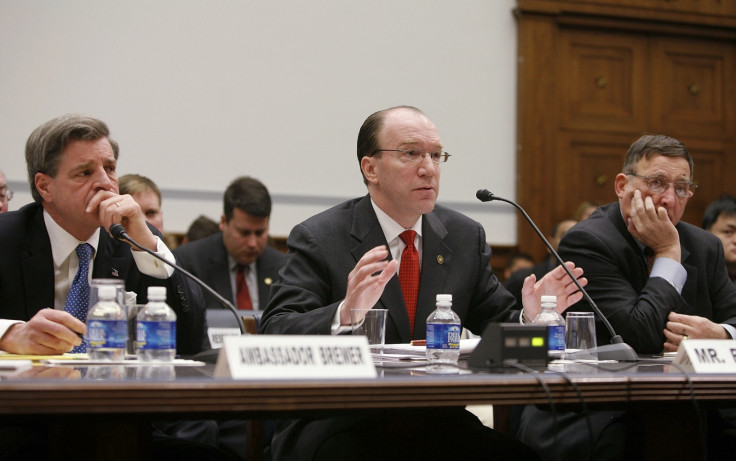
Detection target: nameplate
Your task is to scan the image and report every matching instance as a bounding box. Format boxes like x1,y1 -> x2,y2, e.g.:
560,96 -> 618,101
207,327 -> 242,349
671,339 -> 736,373
214,335 -> 376,379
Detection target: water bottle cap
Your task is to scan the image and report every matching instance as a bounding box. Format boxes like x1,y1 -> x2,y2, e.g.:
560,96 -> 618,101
436,294 -> 452,302
98,285 -> 117,299
148,286 -> 167,299
541,295 -> 556,304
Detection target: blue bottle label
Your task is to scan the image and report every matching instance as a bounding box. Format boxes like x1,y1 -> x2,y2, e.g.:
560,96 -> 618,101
548,325 -> 565,352
426,324 -> 461,350
87,319 -> 127,349
137,321 -> 176,350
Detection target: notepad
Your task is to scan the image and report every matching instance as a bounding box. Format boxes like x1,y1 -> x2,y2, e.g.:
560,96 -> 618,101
0,359 -> 33,373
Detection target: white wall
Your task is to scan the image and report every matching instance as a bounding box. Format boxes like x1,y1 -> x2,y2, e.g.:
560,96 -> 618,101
0,0 -> 519,244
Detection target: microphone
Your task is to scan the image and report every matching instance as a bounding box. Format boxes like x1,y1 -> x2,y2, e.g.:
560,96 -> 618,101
475,189 -> 637,361
110,223 -> 246,335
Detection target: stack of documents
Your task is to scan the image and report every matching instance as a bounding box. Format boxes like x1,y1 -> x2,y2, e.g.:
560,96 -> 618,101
375,338 -> 480,361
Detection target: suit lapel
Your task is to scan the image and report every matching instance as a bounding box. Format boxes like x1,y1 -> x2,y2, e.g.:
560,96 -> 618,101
350,197 -> 412,342
93,231 -> 130,282
349,197 -> 453,342
414,212 -> 451,337
211,239 -> 235,304
21,206 -> 55,317
255,248 -> 279,306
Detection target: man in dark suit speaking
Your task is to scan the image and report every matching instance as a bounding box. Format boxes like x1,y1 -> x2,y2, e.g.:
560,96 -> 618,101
0,114 -> 205,356
260,105 -> 587,461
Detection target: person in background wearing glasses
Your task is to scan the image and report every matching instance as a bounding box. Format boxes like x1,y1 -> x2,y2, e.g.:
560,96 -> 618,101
260,105 -> 587,461
517,134 -> 736,461
703,194 -> 736,285
0,170 -> 12,213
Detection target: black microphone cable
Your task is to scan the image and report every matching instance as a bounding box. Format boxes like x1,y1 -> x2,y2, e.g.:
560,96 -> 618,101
569,357 -> 704,458
476,189 -> 637,362
109,223 -> 246,334
503,361 -> 561,457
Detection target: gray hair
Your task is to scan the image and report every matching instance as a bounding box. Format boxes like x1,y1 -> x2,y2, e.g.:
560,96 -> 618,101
25,114 -> 119,203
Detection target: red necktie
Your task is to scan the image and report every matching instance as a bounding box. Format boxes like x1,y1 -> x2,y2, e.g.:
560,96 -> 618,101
236,265 -> 253,310
399,230 -> 419,335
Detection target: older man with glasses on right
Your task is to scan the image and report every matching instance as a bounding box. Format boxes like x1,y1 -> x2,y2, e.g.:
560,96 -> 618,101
517,134 -> 736,461
0,170 -> 13,213
556,134 -> 736,354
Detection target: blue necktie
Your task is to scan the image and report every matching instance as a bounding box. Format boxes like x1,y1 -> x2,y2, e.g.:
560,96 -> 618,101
65,243 -> 93,353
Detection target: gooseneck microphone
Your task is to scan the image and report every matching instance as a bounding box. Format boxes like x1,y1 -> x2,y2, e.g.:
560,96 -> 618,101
476,189 -> 637,361
110,223 -> 246,335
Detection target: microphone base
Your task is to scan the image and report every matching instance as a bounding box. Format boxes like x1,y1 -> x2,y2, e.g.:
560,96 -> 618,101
565,343 -> 638,362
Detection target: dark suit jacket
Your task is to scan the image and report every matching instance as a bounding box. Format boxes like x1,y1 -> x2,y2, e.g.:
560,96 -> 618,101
558,201 -> 736,353
259,195 -> 519,460
0,202 -> 206,355
173,232 -> 286,311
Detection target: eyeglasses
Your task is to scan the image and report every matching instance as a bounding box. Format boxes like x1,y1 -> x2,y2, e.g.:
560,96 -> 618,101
625,172 -> 697,199
371,149 -> 451,164
0,188 -> 12,202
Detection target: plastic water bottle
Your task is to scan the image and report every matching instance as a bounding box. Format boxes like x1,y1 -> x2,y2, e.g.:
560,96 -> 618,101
87,284 -> 127,361
532,295 -> 565,359
136,286 -> 177,362
426,294 -> 461,364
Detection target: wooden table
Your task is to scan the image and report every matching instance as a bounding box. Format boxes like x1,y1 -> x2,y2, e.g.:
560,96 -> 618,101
1,361 -> 733,460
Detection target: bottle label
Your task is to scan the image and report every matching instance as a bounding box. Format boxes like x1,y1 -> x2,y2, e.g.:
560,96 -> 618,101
548,325 -> 565,352
426,324 -> 461,350
137,321 -> 176,350
88,319 -> 127,349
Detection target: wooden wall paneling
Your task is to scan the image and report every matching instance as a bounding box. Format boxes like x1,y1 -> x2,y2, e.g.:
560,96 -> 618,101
559,28 -> 647,131
516,1 -> 736,262
518,0 -> 736,29
649,36 -> 735,138
555,132 -> 629,222
676,138 -> 735,227
516,12 -> 561,260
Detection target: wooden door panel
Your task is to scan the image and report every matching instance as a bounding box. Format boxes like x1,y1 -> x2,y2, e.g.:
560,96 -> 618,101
676,138 -> 736,227
555,133 -> 629,221
650,37 -> 734,138
559,30 -> 647,131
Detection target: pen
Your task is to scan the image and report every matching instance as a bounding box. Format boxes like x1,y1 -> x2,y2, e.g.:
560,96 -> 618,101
410,340 -> 426,346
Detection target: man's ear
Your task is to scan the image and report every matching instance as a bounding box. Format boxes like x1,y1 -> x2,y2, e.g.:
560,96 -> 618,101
35,172 -> 52,202
361,156 -> 378,184
219,214 -> 226,232
614,173 -> 629,199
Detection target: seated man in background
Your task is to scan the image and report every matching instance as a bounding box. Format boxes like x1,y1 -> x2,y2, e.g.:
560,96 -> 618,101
182,214 -> 220,245
260,105 -> 587,461
119,173 -> 164,234
165,176 -> 286,460
517,134 -> 736,461
703,194 -> 736,284
174,176 -> 286,316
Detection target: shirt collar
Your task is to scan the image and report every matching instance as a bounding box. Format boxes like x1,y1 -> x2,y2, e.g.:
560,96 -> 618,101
370,198 -> 422,243
229,255 -> 255,273
43,209 -> 100,267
